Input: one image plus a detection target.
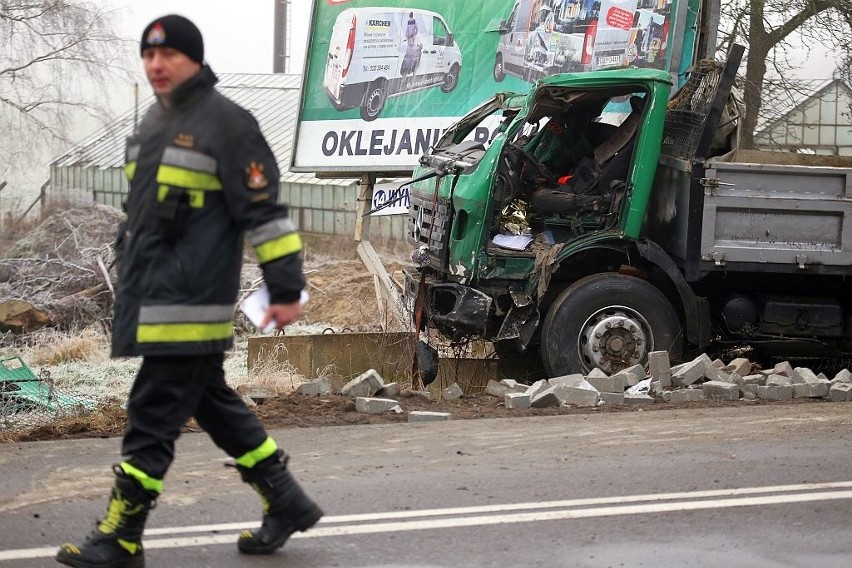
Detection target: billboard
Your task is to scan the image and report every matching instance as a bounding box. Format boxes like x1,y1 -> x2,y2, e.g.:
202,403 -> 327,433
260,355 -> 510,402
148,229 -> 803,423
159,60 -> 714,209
292,0 -> 697,174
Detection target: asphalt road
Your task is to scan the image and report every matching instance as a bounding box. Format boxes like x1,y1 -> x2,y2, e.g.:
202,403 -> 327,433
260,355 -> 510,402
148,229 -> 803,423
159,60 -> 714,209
1,403 -> 851,567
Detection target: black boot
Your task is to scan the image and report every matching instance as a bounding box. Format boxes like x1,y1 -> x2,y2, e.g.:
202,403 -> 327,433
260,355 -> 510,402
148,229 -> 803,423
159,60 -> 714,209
56,466 -> 156,568
237,450 -> 323,554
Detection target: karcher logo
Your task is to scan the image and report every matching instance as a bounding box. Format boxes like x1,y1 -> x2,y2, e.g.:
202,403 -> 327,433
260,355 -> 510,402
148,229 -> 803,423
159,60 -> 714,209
367,19 -> 391,28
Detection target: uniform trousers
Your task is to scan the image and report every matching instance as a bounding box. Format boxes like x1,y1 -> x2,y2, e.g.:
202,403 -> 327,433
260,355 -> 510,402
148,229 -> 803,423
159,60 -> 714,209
122,353 -> 268,480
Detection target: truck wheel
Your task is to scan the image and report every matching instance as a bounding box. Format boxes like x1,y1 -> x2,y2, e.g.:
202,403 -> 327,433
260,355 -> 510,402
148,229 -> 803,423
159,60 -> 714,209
360,80 -> 386,122
541,273 -> 681,376
441,63 -> 460,93
493,55 -> 505,82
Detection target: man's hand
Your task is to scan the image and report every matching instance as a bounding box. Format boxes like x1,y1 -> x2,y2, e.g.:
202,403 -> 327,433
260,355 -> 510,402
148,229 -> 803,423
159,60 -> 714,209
261,301 -> 303,330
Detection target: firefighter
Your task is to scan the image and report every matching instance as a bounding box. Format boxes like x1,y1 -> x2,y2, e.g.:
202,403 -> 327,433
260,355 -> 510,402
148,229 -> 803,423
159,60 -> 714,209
56,15 -> 322,567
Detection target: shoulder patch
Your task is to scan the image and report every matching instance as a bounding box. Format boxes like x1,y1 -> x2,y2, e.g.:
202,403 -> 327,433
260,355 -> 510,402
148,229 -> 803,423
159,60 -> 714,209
246,161 -> 268,190
174,133 -> 194,148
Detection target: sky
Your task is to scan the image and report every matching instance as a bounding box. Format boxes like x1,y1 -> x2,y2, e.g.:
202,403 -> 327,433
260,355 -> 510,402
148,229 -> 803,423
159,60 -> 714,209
106,0 -> 311,74
102,0 -> 312,111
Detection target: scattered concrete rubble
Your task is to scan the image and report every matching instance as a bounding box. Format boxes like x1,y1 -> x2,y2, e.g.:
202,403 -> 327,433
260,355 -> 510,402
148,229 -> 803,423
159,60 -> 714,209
287,352 -> 852,420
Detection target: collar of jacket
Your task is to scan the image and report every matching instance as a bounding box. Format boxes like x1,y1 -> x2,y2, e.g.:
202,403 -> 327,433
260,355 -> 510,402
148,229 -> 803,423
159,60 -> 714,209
159,65 -> 219,110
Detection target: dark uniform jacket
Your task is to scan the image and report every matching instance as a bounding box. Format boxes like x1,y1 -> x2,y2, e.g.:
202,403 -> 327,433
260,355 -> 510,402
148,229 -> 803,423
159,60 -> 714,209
113,65 -> 304,357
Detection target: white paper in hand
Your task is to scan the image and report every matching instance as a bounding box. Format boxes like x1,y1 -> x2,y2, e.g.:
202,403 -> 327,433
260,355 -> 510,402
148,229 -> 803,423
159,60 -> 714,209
239,285 -> 309,333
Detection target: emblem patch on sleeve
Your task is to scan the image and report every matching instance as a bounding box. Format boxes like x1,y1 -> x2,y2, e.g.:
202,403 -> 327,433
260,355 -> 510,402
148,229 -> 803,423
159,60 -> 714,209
246,162 -> 268,190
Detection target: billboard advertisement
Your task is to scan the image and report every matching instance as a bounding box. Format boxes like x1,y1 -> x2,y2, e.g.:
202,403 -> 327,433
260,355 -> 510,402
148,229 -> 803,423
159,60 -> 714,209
292,0 -> 694,174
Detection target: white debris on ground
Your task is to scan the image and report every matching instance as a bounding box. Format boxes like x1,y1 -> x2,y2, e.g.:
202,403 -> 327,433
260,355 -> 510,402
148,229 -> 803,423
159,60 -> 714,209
283,351 -> 852,422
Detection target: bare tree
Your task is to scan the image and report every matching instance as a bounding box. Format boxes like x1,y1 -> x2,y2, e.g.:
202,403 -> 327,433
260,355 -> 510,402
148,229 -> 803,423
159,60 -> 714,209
716,0 -> 852,149
0,1 -> 131,205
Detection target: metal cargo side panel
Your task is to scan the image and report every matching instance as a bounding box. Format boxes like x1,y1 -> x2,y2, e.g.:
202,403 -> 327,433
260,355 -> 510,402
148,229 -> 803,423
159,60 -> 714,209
701,161 -> 852,268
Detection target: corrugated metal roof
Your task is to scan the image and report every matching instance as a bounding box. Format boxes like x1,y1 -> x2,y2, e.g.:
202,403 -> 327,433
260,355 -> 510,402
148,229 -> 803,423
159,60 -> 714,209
51,72 -> 354,187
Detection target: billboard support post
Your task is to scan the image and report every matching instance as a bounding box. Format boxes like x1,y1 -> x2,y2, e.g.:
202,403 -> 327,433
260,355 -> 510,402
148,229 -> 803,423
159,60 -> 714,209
353,171 -> 412,330
354,173 -> 375,242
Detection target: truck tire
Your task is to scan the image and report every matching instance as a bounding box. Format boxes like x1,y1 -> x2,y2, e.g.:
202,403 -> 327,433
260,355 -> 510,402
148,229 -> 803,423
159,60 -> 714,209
541,273 -> 681,376
441,63 -> 460,93
360,80 -> 387,122
493,54 -> 505,82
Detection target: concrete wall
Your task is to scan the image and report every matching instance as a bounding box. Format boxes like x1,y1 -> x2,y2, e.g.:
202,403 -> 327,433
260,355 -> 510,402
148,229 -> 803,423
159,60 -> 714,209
247,333 -> 503,395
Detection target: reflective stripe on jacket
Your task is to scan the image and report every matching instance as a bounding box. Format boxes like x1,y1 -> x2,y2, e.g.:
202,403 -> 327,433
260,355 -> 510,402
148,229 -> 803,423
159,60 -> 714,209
112,66 -> 304,357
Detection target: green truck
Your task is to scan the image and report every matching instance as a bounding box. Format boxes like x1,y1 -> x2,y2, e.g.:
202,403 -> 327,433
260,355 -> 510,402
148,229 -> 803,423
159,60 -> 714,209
403,47 -> 852,377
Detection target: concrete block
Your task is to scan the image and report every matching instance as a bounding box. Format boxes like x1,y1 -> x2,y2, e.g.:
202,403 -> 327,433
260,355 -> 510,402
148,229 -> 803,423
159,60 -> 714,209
549,374 -> 587,388
792,367 -> 819,384
485,379 -> 513,398
828,382 -> 852,402
504,392 -> 531,409
737,374 -> 766,387
530,386 -> 563,408
525,379 -> 551,399
622,364 -> 646,386
241,394 -> 257,407
236,384 -> 277,404
726,358 -> 752,376
665,389 -> 705,402
377,382 -> 401,398
355,397 -> 403,414
710,358 -> 726,368
408,411 -> 452,422
725,372 -> 742,384
500,379 -> 530,393
756,385 -> 793,401
297,378 -> 331,396
766,374 -> 793,387
341,369 -> 384,397
585,375 -> 628,393
442,382 -> 464,401
831,369 -> 852,385
599,392 -> 624,406
742,383 -> 760,396
561,384 -> 601,407
672,353 -> 712,387
405,389 -> 432,400
793,381 -> 830,399
704,366 -> 733,383
610,371 -> 637,389
585,368 -> 609,380
702,380 -> 740,401
648,351 -> 671,387
624,393 -> 655,404
773,361 -> 794,377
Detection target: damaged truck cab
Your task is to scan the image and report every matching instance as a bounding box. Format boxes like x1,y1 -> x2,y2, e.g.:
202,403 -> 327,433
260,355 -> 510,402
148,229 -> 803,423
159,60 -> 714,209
406,69 -> 678,376
405,54 -> 852,377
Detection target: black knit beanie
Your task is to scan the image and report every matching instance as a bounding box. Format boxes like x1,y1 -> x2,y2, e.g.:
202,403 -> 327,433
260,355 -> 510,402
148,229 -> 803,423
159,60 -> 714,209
140,15 -> 204,63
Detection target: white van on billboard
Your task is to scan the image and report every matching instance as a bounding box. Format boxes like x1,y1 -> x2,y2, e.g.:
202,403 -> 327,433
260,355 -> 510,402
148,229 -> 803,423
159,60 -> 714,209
323,7 -> 463,122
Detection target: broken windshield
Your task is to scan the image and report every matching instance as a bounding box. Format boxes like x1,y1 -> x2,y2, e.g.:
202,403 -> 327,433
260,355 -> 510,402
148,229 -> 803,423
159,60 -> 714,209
427,93 -> 525,168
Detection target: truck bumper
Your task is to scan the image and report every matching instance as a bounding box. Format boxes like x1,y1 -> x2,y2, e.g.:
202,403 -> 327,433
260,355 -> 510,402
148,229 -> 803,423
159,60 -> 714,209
403,268 -> 492,338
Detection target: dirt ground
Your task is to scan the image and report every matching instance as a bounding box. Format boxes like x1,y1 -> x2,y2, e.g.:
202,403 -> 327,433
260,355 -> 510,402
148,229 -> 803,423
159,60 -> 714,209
12,387 -> 829,444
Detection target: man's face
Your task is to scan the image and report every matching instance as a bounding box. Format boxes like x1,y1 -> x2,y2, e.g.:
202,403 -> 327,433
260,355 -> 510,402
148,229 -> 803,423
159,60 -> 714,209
142,47 -> 201,98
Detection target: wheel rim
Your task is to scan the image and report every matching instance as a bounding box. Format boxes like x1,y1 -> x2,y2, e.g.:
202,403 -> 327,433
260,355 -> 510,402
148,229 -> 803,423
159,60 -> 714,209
444,69 -> 457,90
494,59 -> 503,79
577,305 -> 653,374
366,89 -> 383,116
